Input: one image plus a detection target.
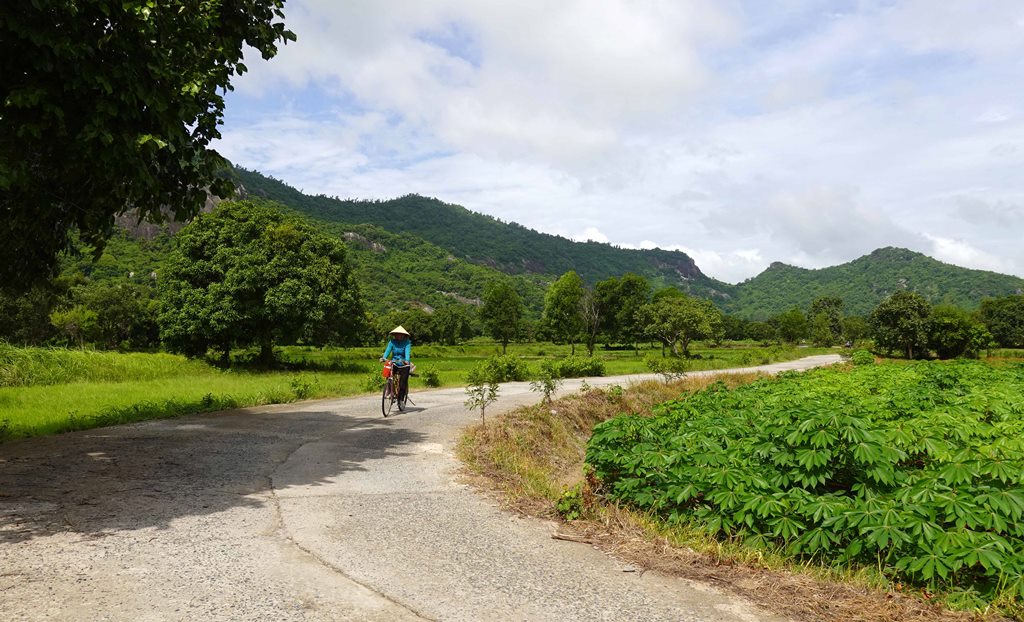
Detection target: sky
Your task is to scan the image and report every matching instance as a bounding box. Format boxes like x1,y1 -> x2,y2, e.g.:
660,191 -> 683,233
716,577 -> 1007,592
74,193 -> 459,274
216,0 -> 1024,284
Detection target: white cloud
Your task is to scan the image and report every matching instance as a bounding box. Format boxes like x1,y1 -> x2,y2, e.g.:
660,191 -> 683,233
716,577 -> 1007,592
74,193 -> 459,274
922,233 -> 1009,273
219,0 -> 1024,283
572,227 -> 610,244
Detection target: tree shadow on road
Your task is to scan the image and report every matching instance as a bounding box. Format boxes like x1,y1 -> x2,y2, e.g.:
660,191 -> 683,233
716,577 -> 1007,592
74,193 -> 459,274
0,404 -> 426,544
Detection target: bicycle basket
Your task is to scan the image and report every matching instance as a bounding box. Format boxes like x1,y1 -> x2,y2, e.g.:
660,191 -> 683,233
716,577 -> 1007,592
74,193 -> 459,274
382,361 -> 393,378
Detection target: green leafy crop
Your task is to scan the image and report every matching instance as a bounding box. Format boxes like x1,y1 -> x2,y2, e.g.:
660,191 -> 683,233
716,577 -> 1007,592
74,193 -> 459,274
586,361 -> 1024,606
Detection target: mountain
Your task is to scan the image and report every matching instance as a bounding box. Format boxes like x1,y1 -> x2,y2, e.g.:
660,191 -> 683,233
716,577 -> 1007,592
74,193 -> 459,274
70,169 -> 1024,323
726,247 -> 1024,318
231,167 -> 734,301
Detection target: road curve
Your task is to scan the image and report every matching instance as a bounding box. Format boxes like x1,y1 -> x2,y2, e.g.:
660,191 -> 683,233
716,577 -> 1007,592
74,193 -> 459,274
1,354 -> 841,621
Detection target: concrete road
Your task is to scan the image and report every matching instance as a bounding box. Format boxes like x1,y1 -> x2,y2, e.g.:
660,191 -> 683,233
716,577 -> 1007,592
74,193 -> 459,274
0,355 -> 841,621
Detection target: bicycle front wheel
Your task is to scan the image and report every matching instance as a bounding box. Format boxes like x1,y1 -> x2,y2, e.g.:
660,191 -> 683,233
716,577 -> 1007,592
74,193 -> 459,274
382,381 -> 396,417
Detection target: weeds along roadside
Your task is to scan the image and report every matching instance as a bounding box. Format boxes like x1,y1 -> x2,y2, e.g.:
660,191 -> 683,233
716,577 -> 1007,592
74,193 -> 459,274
457,369 -> 1001,622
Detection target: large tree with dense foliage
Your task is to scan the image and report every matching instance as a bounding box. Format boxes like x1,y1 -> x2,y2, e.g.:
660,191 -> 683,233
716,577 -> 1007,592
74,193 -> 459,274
927,305 -> 993,359
775,308 -> 809,344
159,200 -> 364,363
596,273 -> 650,350
979,294 -> 1024,348
637,292 -> 722,357
808,296 -> 844,346
480,280 -> 523,354
870,291 -> 931,359
0,1 -> 294,288
540,271 -> 586,354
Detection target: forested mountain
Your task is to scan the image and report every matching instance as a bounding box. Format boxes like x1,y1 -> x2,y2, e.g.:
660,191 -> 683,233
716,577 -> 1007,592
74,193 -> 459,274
59,209 -> 547,318
27,169 -> 1023,334
725,247 -> 1024,318
231,167 -> 734,301
294,219 -> 548,315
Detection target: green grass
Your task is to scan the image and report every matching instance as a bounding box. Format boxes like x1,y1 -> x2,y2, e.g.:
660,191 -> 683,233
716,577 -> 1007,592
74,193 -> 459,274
0,343 -> 212,387
1,340 -> 833,441
0,371 -> 368,440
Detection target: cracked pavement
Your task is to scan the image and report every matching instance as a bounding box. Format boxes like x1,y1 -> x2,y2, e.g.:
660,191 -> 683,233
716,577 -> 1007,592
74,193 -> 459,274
0,355 -> 841,621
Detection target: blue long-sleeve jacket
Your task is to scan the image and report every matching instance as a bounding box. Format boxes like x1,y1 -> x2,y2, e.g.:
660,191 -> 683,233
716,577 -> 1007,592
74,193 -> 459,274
382,338 -> 412,364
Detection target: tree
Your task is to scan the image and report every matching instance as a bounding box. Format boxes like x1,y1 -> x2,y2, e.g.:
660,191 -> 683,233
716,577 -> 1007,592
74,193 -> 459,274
746,321 -> 776,344
979,295 -> 1024,348
540,271 -> 585,354
1,1 -> 294,287
596,273 -> 650,351
809,312 -> 834,347
808,296 -> 844,345
870,291 -> 931,359
579,288 -> 603,357
775,308 -> 809,344
432,304 -> 477,345
49,305 -> 99,348
159,200 -> 364,364
637,294 -> 722,357
841,316 -> 870,346
480,280 -> 523,353
721,314 -> 748,342
70,280 -> 160,350
927,305 -> 992,359
0,283 -> 64,345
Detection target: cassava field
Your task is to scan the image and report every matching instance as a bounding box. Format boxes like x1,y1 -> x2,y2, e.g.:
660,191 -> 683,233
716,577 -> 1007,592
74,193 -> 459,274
461,355 -> 1024,620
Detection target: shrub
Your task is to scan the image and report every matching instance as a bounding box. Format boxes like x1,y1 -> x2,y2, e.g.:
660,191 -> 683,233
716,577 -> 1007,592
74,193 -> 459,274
483,354 -> 529,382
530,361 -> 563,403
556,485 -> 587,521
289,375 -> 318,400
552,355 -> 605,378
587,361 -> 1024,607
363,371 -> 385,392
421,367 -> 442,388
851,350 -> 874,366
465,363 -> 500,424
645,355 -> 688,384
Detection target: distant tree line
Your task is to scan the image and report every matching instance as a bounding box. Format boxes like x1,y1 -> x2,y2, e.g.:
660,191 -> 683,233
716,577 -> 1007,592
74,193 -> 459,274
2,199 -> 1022,365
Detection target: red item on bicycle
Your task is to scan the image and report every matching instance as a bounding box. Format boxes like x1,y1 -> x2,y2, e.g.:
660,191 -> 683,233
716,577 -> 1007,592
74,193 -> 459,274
382,360 -> 393,378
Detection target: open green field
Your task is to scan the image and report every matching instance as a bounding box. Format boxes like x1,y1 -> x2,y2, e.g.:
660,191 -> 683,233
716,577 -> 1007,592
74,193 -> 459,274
1,340 -> 830,441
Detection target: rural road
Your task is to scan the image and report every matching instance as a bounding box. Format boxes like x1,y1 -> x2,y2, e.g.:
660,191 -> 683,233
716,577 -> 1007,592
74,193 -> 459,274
1,354 -> 842,621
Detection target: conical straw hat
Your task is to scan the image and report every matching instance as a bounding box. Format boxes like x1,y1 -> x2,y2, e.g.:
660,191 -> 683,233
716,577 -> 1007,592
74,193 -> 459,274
389,325 -> 410,336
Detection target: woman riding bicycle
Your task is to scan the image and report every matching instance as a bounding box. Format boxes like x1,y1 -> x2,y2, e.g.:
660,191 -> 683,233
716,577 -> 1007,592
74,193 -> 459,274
380,326 -> 412,403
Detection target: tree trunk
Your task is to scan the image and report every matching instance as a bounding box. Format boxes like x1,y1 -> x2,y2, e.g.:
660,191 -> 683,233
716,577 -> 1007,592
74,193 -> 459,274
571,342 -> 575,355
670,340 -> 680,357
219,345 -> 231,367
259,339 -> 275,366
502,340 -> 508,354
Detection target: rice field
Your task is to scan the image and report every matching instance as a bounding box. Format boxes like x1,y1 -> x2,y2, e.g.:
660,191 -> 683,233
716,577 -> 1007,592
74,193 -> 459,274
0,340 -> 833,441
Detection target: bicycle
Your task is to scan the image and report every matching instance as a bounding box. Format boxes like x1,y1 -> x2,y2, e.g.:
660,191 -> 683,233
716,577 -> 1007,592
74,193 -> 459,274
381,360 -> 410,417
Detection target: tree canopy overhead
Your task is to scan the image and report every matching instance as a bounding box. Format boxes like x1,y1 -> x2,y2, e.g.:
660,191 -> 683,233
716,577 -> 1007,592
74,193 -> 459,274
0,0 -> 294,288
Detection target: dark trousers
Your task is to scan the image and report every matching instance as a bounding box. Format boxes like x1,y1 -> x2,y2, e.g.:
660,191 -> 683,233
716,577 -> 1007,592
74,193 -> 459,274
394,364 -> 410,400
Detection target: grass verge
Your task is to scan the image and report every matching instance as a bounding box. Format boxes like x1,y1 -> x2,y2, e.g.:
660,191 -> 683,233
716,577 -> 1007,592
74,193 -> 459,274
458,372 -> 1005,622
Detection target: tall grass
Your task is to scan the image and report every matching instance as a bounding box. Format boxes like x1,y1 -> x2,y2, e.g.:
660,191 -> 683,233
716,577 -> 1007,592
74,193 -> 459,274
0,343 -> 211,387
0,371 -> 367,440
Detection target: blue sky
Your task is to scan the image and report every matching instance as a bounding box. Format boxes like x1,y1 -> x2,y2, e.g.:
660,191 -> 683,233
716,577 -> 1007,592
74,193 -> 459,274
217,0 -> 1024,283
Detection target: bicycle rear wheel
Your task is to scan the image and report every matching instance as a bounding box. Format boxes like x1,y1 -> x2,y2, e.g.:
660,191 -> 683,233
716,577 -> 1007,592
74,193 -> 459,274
382,380 -> 396,417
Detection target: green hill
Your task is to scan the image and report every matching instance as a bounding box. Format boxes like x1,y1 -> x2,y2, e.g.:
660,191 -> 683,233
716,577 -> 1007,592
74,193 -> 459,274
47,169 -> 1024,326
231,167 -> 734,301
726,247 -> 1024,318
